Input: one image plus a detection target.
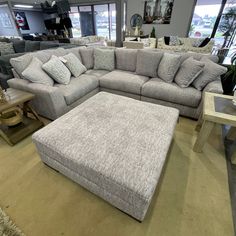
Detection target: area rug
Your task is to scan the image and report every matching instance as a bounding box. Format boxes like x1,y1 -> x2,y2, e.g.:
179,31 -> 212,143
0,208 -> 25,236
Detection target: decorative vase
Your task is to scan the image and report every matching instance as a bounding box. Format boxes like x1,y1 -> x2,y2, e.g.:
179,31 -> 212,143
134,26 -> 139,36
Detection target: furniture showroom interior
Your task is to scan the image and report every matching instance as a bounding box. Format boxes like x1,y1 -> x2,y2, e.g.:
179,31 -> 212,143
1,0 -> 236,235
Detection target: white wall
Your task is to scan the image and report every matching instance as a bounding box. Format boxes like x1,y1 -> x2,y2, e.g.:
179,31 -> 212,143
0,4 -> 19,36
127,0 -> 196,38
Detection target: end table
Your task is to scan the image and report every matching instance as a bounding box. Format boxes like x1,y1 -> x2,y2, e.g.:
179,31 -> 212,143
193,92 -> 236,154
0,88 -> 44,145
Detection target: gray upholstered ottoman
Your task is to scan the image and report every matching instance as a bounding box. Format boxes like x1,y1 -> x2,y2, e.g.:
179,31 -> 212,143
32,92 -> 179,221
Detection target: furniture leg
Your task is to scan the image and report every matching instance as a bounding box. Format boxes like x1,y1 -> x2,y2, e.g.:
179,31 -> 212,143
193,120 -> 215,153
195,111 -> 203,132
226,127 -> 236,141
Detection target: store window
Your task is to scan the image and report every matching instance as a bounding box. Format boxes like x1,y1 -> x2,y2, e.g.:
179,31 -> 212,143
189,0 -> 236,47
70,3 -> 116,40
69,6 -> 81,37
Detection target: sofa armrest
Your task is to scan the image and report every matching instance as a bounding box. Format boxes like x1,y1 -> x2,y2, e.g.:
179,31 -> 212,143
7,78 -> 67,120
203,80 -> 223,94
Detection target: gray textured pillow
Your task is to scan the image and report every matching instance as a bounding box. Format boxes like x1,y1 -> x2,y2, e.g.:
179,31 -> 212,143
174,57 -> 205,88
94,48 -> 115,71
158,53 -> 181,83
42,55 -> 71,85
136,50 -> 163,77
192,57 -> 227,90
61,53 -> 87,77
10,53 -> 33,77
79,48 -> 94,69
0,42 -> 15,55
22,57 -> 54,86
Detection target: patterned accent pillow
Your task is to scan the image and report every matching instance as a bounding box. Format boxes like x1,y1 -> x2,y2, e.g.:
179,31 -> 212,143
158,53 -> 182,83
42,55 -> 71,85
192,38 -> 205,47
60,53 -> 87,77
169,36 -> 180,46
94,48 -> 115,71
22,57 -> 54,86
192,57 -> 227,90
0,42 -> 15,55
174,57 -> 205,88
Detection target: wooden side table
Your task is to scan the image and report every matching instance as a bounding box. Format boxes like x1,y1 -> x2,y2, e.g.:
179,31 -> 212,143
0,88 -> 44,145
193,92 -> 236,153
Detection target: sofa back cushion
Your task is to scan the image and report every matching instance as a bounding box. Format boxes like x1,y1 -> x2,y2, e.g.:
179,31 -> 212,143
79,48 -> 94,69
158,53 -> 181,83
13,40 -> 25,53
40,41 -> 59,50
10,53 -> 33,78
25,41 -> 40,52
94,48 -> 115,71
64,47 -> 82,61
115,48 -> 137,72
153,49 -> 218,63
31,48 -> 67,63
136,50 -> 163,77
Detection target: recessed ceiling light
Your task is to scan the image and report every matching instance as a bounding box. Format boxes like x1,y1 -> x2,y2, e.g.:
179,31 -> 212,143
14,4 -> 34,8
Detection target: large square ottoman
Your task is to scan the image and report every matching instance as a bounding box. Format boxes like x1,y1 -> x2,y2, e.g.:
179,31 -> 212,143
32,92 -> 179,221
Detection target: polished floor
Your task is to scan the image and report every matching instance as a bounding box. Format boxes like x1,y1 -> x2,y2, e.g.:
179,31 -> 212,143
0,117 -> 234,236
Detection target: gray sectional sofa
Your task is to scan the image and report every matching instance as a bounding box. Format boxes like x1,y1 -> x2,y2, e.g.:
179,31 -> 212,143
7,47 -> 223,120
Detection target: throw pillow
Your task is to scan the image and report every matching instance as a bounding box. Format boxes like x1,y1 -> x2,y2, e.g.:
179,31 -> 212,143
61,53 -> 87,77
192,38 -> 205,47
136,50 -> 163,77
0,42 -> 15,55
42,55 -> 71,85
169,36 -> 179,46
94,48 -> 115,71
158,53 -> 182,83
10,53 -> 33,77
22,57 -> 54,86
192,57 -> 227,90
79,48 -> 94,69
25,41 -> 40,52
174,57 -> 205,88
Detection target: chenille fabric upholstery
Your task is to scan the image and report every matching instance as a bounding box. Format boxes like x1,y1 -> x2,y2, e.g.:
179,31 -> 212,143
115,48 -> 137,72
32,92 -> 179,221
100,70 -> 149,94
142,78 -> 202,108
55,75 -> 99,105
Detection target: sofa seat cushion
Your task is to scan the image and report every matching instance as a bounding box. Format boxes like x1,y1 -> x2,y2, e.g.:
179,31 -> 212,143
142,78 -> 201,108
100,70 -> 149,95
55,74 -> 99,105
85,69 -> 110,78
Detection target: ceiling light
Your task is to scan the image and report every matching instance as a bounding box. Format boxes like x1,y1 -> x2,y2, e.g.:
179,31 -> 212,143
14,4 -> 34,8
